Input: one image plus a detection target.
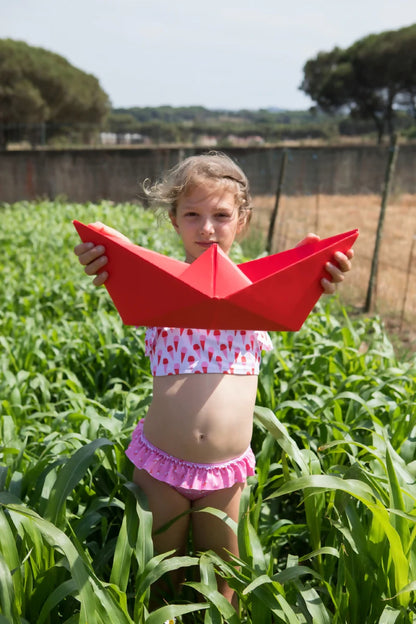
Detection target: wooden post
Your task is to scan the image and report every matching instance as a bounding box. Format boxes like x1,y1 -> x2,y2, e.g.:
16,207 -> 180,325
399,234 -> 416,331
364,134 -> 399,313
266,149 -> 287,255
315,189 -> 320,233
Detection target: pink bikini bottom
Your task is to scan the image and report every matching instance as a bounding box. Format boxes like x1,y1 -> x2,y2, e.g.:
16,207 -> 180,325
125,419 -> 255,501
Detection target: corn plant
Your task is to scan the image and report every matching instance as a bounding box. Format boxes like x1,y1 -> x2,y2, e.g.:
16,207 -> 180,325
1,200 -> 415,623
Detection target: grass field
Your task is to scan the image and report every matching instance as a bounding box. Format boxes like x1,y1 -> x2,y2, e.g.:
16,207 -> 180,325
1,200 -> 416,623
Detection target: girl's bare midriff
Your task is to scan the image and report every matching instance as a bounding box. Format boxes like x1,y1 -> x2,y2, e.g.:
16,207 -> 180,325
142,373 -> 258,463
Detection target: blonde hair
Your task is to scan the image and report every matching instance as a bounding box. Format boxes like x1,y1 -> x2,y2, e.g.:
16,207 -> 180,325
142,151 -> 252,229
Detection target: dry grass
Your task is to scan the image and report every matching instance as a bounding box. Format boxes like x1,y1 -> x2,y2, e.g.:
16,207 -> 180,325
249,193 -> 416,354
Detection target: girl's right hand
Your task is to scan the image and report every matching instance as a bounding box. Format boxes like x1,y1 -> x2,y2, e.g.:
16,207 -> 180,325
74,242 -> 109,286
74,222 -> 131,286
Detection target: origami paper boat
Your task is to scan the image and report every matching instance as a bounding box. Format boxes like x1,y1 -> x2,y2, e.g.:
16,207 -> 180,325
73,220 -> 358,331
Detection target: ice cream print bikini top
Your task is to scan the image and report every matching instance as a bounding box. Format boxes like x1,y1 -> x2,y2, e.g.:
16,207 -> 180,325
145,327 -> 273,376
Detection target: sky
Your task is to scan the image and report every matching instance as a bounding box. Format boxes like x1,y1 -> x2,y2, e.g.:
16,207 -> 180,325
1,0 -> 415,111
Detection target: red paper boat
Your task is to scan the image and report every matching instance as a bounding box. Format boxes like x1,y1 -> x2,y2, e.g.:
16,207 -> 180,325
73,220 -> 358,331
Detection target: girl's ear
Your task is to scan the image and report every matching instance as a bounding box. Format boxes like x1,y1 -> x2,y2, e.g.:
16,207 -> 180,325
169,212 -> 179,231
237,209 -> 251,236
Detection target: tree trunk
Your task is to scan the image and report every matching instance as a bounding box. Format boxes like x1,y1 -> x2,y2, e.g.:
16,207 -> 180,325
372,115 -> 384,145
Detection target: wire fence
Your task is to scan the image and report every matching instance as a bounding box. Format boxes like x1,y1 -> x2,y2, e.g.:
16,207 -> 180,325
231,143 -> 415,350
248,189 -> 416,350
2,143 -> 416,201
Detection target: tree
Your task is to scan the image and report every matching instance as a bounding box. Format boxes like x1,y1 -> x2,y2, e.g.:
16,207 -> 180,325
106,112 -> 141,134
300,24 -> 416,143
0,39 -> 110,147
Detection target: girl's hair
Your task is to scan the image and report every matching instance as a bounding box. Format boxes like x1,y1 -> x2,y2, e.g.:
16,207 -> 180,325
142,151 -> 252,228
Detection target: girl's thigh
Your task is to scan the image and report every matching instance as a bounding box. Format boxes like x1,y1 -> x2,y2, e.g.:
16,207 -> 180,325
133,467 -> 191,556
191,482 -> 245,559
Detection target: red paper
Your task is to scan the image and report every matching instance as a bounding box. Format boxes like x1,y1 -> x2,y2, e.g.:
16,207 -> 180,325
73,220 -> 358,330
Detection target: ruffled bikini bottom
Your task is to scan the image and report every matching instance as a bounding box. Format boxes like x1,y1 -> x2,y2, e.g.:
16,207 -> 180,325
125,419 -> 255,501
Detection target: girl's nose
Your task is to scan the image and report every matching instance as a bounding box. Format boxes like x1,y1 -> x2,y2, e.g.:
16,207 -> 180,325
200,218 -> 215,235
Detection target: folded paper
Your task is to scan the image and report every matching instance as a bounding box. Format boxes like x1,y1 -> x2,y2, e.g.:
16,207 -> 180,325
73,220 -> 358,330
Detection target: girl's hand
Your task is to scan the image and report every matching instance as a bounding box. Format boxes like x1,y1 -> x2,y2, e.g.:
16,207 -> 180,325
73,222 -> 131,287
296,233 -> 354,295
321,249 -> 354,294
74,241 -> 108,286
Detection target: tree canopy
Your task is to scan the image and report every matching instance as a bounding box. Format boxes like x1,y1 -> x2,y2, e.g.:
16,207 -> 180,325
300,24 -> 416,143
0,39 -> 110,145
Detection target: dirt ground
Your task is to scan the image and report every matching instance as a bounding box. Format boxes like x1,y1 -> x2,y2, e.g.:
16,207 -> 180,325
250,193 -> 416,356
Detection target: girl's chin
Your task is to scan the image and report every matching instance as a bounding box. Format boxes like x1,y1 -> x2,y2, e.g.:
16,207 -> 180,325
185,243 -> 229,263
196,242 -> 215,250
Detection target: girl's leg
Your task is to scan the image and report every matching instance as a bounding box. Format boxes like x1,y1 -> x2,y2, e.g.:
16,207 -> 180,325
191,482 -> 244,606
133,468 -> 191,604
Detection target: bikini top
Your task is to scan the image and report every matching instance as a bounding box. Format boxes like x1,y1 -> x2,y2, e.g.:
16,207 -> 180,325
145,327 -> 273,376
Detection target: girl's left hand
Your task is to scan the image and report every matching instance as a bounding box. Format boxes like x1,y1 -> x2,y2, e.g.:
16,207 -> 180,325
296,233 -> 354,295
322,249 -> 354,294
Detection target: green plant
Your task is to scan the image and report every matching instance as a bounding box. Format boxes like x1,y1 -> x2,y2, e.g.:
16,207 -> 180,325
1,200 -> 415,623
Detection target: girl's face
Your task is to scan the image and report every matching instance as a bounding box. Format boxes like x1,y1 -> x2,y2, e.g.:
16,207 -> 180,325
170,179 -> 245,263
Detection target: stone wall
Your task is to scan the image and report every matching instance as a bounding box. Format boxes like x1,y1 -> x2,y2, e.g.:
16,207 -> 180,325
1,144 -> 415,203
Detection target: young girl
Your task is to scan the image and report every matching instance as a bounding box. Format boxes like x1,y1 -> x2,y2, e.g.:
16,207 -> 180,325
74,152 -> 353,606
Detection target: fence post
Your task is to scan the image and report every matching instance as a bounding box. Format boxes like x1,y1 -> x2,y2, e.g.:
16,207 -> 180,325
400,233 -> 416,331
364,134 -> 400,313
266,149 -> 287,254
